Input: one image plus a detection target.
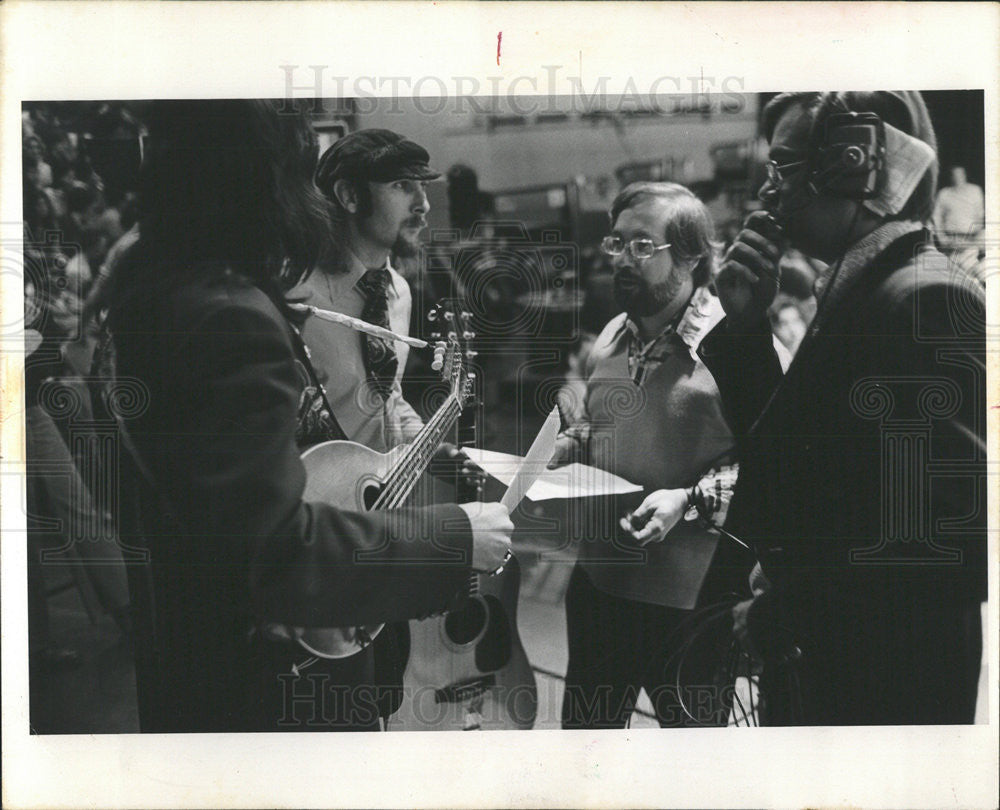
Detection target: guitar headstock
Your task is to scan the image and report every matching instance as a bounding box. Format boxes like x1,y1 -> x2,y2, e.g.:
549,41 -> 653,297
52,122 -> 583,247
427,300 -> 476,406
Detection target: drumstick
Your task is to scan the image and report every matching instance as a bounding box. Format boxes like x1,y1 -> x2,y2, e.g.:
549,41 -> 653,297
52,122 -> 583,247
289,303 -> 429,349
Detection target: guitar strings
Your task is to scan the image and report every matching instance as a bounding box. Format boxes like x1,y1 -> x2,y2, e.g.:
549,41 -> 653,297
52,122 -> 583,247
372,388 -> 457,509
381,405 -> 460,508
374,397 -> 463,509
375,400 -> 458,508
372,336 -> 466,509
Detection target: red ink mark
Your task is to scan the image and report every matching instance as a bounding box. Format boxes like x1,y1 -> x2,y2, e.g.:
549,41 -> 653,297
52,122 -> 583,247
497,31 -> 502,66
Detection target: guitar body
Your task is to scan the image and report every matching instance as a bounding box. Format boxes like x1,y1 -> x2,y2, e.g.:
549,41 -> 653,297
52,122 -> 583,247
393,556 -> 538,731
302,439 -> 399,510
297,440 -> 400,657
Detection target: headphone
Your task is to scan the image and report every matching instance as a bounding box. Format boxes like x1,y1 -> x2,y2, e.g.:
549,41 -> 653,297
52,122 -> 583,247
807,107 -> 887,200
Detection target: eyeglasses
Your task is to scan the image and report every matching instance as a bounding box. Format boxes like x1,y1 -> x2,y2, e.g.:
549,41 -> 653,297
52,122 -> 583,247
600,235 -> 672,261
765,159 -> 808,186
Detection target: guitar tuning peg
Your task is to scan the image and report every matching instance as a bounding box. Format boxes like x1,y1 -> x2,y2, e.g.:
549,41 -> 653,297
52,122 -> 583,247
466,372 -> 476,382
462,331 -> 475,340
444,312 -> 455,322
465,350 -> 478,359
431,340 -> 447,372
447,331 -> 458,340
427,310 -> 439,322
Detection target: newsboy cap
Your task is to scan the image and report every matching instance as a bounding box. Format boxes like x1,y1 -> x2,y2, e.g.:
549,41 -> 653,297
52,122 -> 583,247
315,129 -> 441,193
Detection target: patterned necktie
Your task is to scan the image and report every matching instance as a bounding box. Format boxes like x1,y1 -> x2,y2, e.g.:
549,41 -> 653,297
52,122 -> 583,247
356,267 -> 398,402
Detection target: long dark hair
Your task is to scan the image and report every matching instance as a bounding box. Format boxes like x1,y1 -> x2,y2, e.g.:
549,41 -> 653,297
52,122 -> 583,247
106,99 -> 331,319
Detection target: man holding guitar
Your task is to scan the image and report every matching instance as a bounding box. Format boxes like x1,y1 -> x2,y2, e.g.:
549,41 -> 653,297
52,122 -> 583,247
288,128 -> 470,463
104,102 -> 512,733
285,128 -> 532,729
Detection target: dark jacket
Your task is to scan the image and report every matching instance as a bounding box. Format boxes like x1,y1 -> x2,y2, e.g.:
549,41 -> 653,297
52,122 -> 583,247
111,270 -> 473,731
700,223 -> 986,724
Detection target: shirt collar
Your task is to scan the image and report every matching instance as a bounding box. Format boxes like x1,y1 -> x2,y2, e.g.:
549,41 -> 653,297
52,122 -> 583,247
345,248 -> 398,296
617,286 -> 724,360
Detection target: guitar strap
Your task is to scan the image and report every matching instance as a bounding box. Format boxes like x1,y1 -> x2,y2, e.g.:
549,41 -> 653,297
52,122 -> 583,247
281,307 -> 411,710
281,311 -> 349,444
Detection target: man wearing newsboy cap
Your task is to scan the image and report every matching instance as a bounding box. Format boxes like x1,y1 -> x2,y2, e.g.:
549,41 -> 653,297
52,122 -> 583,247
289,129 -> 443,452
286,129 -> 503,721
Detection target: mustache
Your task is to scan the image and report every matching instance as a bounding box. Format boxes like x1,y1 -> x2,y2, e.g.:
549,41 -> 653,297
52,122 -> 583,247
613,271 -> 641,287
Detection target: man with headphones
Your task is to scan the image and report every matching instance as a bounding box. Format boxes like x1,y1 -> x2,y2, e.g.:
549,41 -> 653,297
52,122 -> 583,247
701,91 -> 986,725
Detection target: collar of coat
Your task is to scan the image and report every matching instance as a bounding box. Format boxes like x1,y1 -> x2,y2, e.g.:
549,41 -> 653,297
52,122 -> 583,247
618,285 -> 725,362
813,220 -> 926,313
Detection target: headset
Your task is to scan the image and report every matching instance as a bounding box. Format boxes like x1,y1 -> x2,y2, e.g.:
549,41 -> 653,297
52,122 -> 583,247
807,106 -> 887,200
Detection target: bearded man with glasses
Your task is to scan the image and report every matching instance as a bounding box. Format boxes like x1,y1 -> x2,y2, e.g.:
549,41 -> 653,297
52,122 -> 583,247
549,182 -> 785,728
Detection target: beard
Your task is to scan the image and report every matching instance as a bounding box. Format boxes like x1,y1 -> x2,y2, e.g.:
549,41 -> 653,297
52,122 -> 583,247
391,217 -> 426,259
613,266 -> 687,319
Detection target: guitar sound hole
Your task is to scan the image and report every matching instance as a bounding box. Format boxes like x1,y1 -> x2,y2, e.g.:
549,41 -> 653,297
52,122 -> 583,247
362,482 -> 383,510
444,598 -> 487,646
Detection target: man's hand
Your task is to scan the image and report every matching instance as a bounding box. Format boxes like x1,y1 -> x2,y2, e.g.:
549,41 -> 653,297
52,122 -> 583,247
732,598 -> 763,664
434,443 -> 487,496
748,561 -> 771,597
619,488 -> 689,546
715,211 -> 782,331
459,501 -> 514,573
547,435 -> 578,469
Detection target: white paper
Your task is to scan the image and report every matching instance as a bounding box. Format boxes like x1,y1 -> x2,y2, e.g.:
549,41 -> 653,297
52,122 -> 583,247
521,462 -> 643,501
499,407 -> 561,510
464,448 -> 642,502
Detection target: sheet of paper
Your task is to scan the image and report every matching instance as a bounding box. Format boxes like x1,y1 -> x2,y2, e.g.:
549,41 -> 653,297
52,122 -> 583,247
499,407 -> 561,511
521,462 -> 643,501
460,447 -> 523,486
464,446 -> 643,502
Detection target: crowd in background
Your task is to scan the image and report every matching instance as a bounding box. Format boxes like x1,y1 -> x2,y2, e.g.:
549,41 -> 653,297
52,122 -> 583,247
22,104 -> 141,375
22,104 -> 141,671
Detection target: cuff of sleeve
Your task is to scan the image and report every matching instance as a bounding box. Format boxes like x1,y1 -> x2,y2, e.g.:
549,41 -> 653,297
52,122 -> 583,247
361,504 -> 474,621
700,316 -> 773,359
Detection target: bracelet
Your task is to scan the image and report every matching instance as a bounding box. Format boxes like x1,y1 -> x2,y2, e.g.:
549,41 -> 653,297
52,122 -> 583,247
686,486 -> 701,510
489,549 -> 513,577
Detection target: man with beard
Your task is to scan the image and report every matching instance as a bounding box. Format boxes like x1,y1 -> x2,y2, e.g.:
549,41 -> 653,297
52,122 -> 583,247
549,182 -> 763,728
287,130 -> 486,704
288,129 -> 440,451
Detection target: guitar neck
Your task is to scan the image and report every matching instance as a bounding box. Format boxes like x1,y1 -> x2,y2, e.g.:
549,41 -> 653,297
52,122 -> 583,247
374,395 -> 462,509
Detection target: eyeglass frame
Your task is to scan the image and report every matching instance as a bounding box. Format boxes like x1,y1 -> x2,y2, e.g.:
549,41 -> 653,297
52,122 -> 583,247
765,158 -> 809,186
600,235 -> 673,261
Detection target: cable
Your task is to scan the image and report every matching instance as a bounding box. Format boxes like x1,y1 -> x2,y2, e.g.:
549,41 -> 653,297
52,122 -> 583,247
800,184 -> 869,346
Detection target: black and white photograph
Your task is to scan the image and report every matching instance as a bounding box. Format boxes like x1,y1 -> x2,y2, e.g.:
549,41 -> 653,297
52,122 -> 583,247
2,3 -> 997,809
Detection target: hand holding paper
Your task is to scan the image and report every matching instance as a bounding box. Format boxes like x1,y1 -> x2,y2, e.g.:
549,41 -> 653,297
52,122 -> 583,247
463,413 -> 642,506
500,407 -> 561,511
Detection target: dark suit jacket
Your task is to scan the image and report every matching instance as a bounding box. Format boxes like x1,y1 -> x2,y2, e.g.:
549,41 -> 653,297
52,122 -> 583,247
111,270 -> 473,731
700,223 -> 986,723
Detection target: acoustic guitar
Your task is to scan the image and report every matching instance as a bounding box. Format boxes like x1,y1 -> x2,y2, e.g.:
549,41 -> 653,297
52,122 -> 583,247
390,318 -> 536,730
294,307 -> 475,658
294,304 -> 537,731
391,551 -> 537,730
